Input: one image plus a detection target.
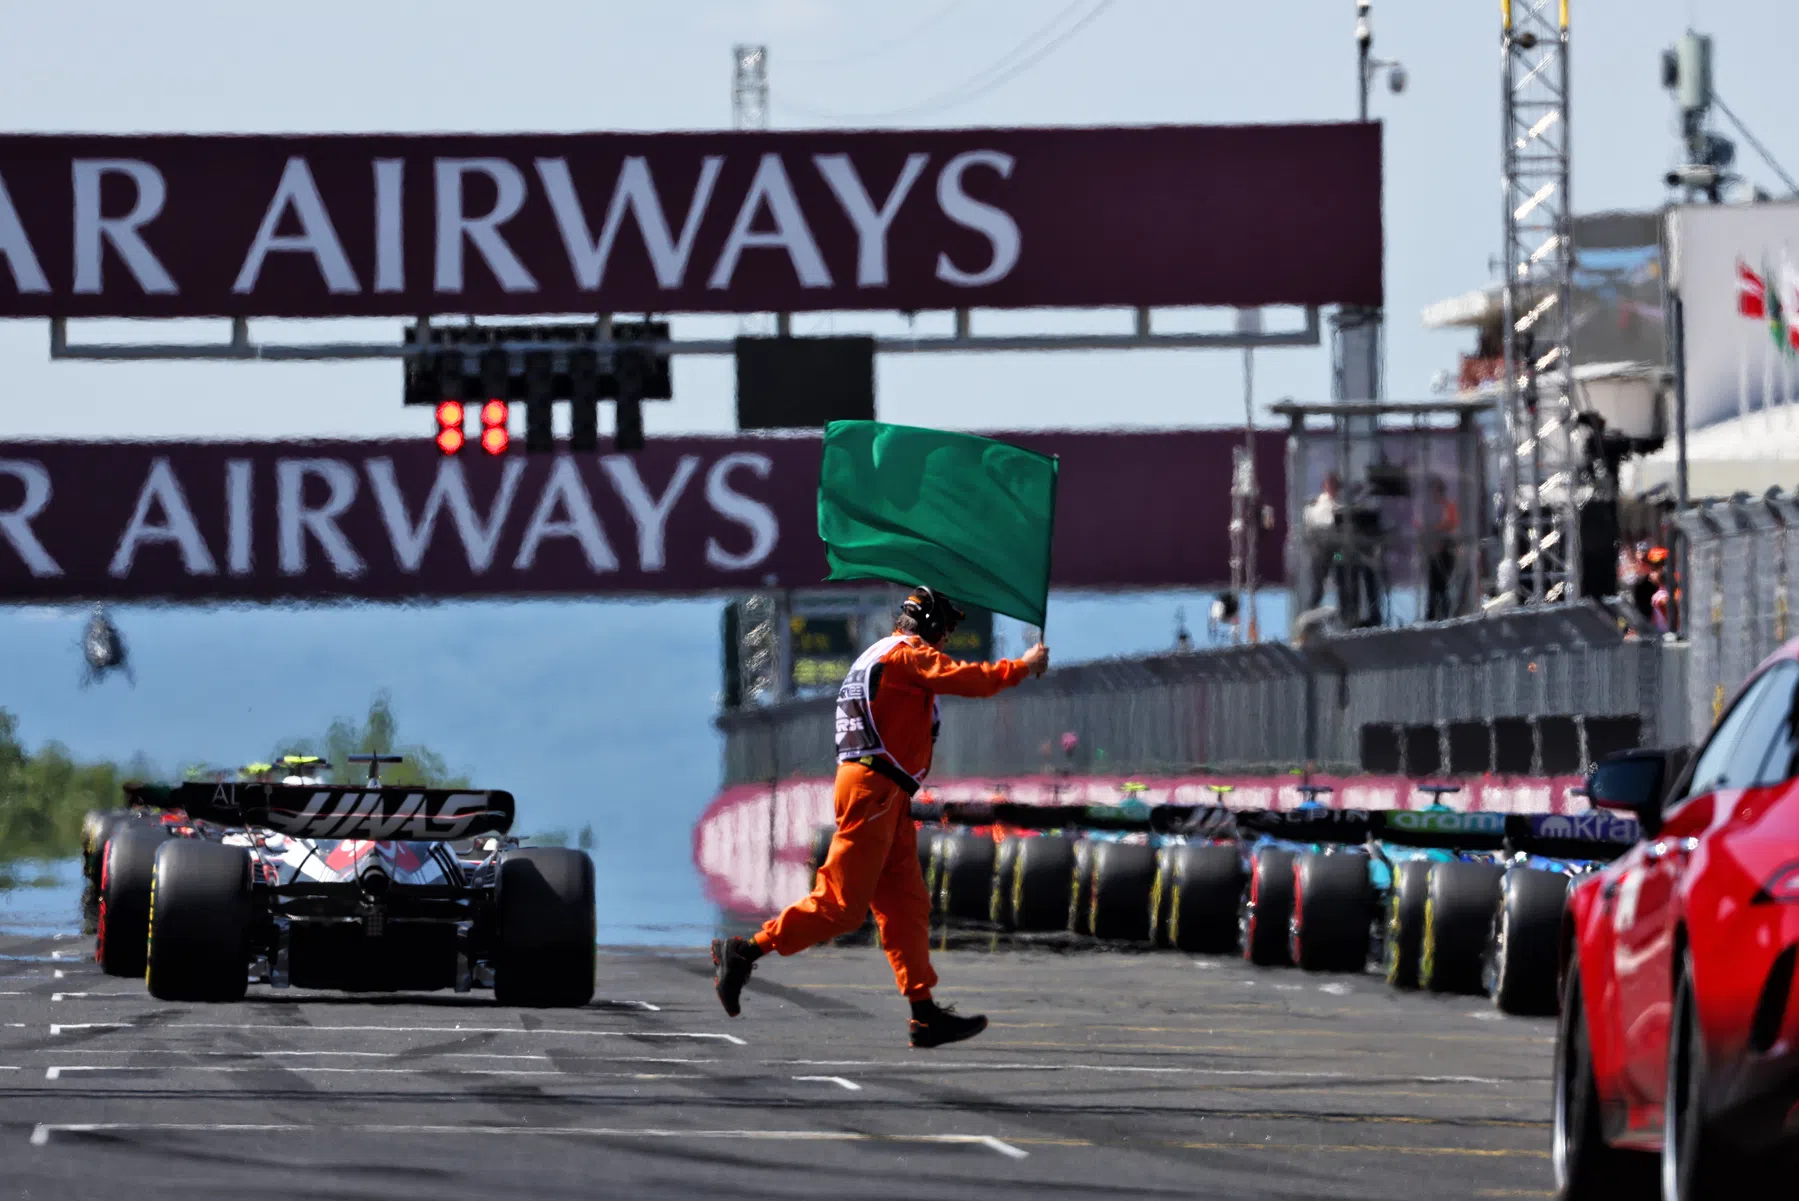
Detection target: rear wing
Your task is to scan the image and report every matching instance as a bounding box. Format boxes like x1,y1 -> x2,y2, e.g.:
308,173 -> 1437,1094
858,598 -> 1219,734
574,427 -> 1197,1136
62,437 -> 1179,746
1235,807 -> 1374,845
124,782 -> 515,840
1371,809 -> 1509,852
1502,812 -> 1641,862
909,800 -> 1237,838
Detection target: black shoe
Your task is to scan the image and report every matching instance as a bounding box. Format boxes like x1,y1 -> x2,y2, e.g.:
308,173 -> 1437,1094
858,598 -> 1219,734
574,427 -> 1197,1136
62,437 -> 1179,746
711,937 -> 757,1018
909,1002 -> 988,1049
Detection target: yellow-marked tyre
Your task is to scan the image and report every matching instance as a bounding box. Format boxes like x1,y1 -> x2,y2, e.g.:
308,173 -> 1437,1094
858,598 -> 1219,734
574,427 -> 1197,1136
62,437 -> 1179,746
146,840 -> 252,1002
1419,861 -> 1505,995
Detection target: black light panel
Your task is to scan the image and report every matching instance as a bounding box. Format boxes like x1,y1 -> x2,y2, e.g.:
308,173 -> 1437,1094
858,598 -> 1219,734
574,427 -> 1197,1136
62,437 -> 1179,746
735,336 -> 876,430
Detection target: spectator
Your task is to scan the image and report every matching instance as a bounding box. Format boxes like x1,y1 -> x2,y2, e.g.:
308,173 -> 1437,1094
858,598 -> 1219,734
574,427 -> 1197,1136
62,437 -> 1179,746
1423,475 -> 1459,621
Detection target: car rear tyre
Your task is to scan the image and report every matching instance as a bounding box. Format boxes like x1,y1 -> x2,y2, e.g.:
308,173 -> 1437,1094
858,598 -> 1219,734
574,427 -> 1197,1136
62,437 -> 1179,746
1552,958 -> 1657,1198
1384,859 -> 1431,990
1089,842 -> 1158,942
1488,868 -> 1569,1016
1068,840 -> 1099,934
1420,861 -> 1504,995
990,836 -> 1024,930
808,825 -> 835,884
495,848 -> 596,1008
936,830 -> 997,923
1012,836 -> 1077,932
145,840 -> 252,1002
1243,848 -> 1297,967
98,823 -> 168,978
1168,843 -> 1245,954
1291,852 -> 1373,973
1148,846 -> 1177,946
82,809 -> 127,886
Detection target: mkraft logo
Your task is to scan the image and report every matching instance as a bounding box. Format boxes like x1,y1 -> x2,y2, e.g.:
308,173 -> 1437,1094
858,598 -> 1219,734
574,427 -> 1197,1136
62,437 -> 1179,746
1385,810 -> 1506,835
1531,812 -> 1640,843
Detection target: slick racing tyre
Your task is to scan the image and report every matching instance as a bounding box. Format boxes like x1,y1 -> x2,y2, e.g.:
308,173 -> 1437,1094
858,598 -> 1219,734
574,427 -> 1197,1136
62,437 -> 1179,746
1149,846 -> 1177,946
495,847 -> 597,1008
935,830 -> 997,923
920,828 -> 945,910
1487,868 -> 1569,1017
98,823 -> 169,978
808,825 -> 835,885
990,836 -> 1024,930
1068,840 -> 1099,935
146,840 -> 253,1002
1242,848 -> 1297,967
1384,860 -> 1432,990
1088,841 -> 1158,942
81,809 -> 128,887
1290,852 -> 1373,973
1011,836 -> 1077,932
1552,958 -> 1658,1198
1167,843 -> 1245,954
1419,861 -> 1505,995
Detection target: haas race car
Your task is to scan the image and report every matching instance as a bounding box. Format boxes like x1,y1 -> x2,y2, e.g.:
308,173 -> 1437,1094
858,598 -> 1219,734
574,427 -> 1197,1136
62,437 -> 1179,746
111,755 -> 595,1006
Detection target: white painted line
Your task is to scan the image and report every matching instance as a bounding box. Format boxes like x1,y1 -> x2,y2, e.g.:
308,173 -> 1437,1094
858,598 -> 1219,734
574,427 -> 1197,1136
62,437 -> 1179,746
48,1022 -> 745,1045
5,1023 -> 25,1028
769,1059 -> 1509,1085
50,1024 -> 130,1035
49,952 -> 74,961
0,991 -> 27,996
0,1066 -> 19,1071
1317,983 -> 1352,996
792,1075 -> 862,1091
1471,1011 -> 1505,1022
51,993 -> 90,1001
44,1049 -> 710,1064
1271,984 -> 1302,992
28,1123 -> 1026,1157
53,969 -> 65,978
45,1065 -> 701,1081
1191,960 -> 1218,970
601,1000 -> 663,1012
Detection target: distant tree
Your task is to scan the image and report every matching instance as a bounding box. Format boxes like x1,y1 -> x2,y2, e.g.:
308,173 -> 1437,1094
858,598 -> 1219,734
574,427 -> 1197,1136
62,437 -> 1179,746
273,692 -> 469,789
0,710 -> 136,865
577,824 -> 594,852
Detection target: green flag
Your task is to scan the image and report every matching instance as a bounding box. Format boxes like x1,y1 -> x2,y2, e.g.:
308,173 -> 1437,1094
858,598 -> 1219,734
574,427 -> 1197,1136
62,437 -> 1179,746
816,421 -> 1058,627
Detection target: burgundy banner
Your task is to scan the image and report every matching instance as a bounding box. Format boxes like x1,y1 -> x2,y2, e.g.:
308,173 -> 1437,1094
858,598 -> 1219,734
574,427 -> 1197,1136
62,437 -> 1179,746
0,125 -> 1381,319
692,773 -> 1589,916
0,430 -> 1285,602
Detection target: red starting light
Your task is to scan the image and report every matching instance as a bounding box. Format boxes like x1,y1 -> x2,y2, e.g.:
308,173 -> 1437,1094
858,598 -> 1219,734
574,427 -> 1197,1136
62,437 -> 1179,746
435,400 -> 465,428
436,427 -> 466,455
481,426 -> 510,455
481,399 -> 509,428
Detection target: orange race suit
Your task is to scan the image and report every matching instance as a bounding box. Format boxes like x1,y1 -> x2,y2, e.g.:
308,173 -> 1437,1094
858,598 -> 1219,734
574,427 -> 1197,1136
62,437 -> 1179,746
752,633 -> 1029,999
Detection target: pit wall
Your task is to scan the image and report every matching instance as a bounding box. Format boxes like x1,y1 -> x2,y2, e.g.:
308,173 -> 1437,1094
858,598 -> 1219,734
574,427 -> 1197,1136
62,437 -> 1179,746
692,772 -> 1584,919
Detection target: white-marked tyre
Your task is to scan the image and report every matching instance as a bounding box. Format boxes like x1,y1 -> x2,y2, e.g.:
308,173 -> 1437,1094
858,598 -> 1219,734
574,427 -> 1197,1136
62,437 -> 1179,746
146,840 -> 252,1002
1488,868 -> 1568,1017
98,823 -> 168,978
1088,841 -> 1157,942
1167,843 -> 1245,954
1011,836 -> 1076,932
495,847 -> 596,1008
1419,861 -> 1504,995
1242,848 -> 1296,967
1551,958 -> 1656,1198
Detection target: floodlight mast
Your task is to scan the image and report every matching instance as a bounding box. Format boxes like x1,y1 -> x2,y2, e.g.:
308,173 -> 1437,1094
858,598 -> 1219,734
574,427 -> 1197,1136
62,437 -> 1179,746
1496,0 -> 1579,607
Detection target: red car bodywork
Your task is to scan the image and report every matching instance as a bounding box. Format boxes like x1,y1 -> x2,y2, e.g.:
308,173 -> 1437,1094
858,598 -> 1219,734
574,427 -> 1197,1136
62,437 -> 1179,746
1565,642 -> 1799,1155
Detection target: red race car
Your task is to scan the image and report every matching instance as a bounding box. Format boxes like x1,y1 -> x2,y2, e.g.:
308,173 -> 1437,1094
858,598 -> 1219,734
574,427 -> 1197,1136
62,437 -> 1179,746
1555,644 -> 1799,1199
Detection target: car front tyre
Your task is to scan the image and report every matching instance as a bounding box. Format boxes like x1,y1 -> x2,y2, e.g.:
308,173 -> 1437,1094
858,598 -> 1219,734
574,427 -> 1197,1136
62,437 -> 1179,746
1552,957 -> 1657,1199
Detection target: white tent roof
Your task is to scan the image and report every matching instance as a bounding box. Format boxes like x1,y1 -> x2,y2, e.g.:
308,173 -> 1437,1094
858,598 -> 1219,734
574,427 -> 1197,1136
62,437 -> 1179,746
1623,407 -> 1799,499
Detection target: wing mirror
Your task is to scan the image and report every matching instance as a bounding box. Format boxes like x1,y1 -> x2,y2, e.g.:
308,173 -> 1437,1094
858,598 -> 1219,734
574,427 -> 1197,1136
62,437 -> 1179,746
1582,746 -> 1691,840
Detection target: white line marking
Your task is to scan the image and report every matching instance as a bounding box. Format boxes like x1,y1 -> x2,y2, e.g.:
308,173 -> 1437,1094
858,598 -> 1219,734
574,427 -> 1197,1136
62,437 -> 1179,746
44,1049 -> 710,1064
0,991 -> 27,996
1317,983 -> 1352,996
792,1075 -> 861,1091
45,1065 -> 701,1080
53,970 -> 65,979
51,993 -> 91,1001
50,1024 -> 130,1034
769,1059 -> 1508,1084
27,1123 -> 1026,1156
601,1000 -> 663,1012
1471,1011 -> 1505,1022
49,952 -> 74,961
47,1022 -> 744,1044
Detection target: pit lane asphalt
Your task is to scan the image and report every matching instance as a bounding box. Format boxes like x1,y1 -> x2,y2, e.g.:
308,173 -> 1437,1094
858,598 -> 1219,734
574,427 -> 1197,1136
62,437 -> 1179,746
0,929 -> 1557,1201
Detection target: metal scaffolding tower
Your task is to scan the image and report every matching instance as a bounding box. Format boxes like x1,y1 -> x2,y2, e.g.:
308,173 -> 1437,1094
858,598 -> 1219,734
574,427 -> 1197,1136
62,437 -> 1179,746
1497,0 -> 1580,605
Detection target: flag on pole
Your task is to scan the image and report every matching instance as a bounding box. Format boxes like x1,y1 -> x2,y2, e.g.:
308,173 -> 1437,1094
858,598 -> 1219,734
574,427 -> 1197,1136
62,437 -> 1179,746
816,421 -> 1058,628
1739,259 -> 1768,320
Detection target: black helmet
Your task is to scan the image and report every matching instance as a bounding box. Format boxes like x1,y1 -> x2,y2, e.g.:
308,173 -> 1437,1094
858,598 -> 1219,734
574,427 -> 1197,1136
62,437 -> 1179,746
901,586 -> 966,643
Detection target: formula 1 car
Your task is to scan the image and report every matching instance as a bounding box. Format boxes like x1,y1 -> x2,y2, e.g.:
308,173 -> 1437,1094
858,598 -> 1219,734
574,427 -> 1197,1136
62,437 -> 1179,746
1556,723 -> 1793,1197
124,755 -> 595,1006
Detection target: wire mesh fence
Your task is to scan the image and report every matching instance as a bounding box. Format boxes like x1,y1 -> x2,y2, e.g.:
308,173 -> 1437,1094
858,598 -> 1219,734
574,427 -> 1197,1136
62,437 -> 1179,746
1676,495 -> 1799,735
717,601 -> 1690,787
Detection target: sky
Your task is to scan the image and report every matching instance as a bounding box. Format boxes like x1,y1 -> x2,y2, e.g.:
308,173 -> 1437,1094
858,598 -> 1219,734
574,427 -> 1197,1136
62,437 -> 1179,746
1,0 -> 1794,936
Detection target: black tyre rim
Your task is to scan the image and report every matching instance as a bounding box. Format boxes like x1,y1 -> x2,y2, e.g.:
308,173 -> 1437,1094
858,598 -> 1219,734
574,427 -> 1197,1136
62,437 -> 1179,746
1663,974 -> 1701,1201
1552,985 -> 1580,1190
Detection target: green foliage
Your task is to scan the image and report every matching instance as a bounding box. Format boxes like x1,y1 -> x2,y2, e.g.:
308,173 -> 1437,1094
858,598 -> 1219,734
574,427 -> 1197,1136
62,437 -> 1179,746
0,711 -> 136,865
273,692 -> 469,789
522,829 -> 570,847
0,692 -> 470,866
